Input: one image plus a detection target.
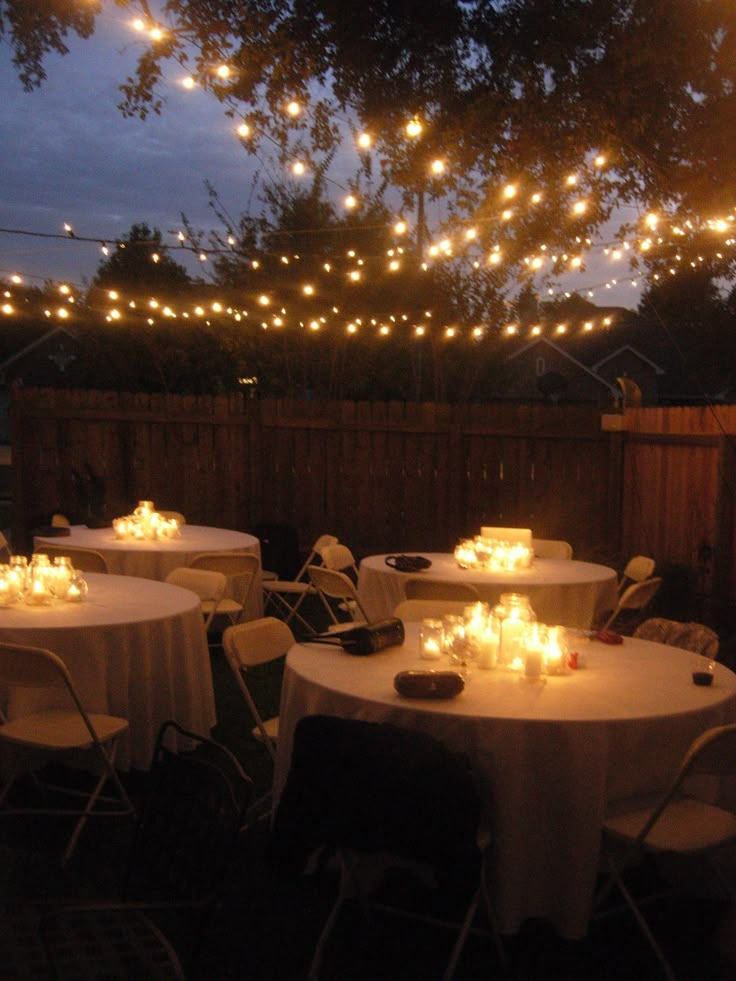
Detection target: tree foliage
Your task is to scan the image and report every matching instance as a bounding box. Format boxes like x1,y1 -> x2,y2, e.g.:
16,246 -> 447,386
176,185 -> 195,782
3,1 -> 735,283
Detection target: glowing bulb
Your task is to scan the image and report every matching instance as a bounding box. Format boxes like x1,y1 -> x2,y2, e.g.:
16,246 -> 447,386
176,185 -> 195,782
531,192 -> 542,204
357,133 -> 372,149
572,200 -> 587,215
150,27 -> 164,42
389,260 -> 400,271
583,321 -> 593,331
237,123 -> 250,138
349,270 -> 361,282
405,118 -> 422,138
430,158 -> 445,175
1,303 -> 13,315
565,173 -> 578,186
344,194 -> 357,209
286,101 -> 301,117
216,65 -> 231,79
181,76 -> 196,90
292,161 -> 306,175
645,213 -> 659,229
503,184 -> 517,199
594,154 -> 606,168
501,209 -> 513,221
303,284 -> 315,296
309,320 -> 320,331
258,295 -> 270,306
465,227 -> 477,241
394,221 -> 407,235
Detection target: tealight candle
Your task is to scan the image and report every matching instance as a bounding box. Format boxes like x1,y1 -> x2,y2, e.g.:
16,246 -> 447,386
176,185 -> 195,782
420,618 -> 444,660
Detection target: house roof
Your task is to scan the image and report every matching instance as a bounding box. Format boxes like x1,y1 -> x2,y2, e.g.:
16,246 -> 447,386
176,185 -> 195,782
504,335 -> 622,398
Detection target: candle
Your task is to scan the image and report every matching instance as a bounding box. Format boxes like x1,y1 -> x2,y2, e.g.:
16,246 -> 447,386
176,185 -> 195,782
420,618 -> 444,660
525,648 -> 543,678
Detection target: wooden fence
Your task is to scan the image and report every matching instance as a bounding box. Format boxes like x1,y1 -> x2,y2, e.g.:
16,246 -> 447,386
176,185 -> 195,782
9,388 -> 736,623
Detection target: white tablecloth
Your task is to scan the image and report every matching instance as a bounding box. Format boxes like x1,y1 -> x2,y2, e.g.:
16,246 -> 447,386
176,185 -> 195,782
0,573 -> 215,770
358,553 -> 618,628
273,627 -> 736,938
35,524 -> 263,619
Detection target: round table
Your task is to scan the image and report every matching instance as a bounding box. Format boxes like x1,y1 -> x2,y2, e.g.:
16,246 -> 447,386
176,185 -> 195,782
273,627 -> 736,939
358,552 -> 618,628
0,573 -> 216,770
34,524 -> 263,619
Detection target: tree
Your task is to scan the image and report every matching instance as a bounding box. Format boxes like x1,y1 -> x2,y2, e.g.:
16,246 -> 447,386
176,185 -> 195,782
88,223 -> 193,304
638,269 -> 736,397
4,4 -> 736,278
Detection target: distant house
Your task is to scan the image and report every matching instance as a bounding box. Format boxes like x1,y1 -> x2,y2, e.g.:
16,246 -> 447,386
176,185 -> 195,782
499,311 -> 668,406
503,337 -> 622,406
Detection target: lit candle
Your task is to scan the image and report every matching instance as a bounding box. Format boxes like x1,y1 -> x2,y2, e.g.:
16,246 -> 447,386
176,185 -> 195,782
420,618 -> 444,660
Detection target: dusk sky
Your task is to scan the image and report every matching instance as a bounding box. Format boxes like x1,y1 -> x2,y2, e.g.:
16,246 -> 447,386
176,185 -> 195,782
0,6 -> 641,309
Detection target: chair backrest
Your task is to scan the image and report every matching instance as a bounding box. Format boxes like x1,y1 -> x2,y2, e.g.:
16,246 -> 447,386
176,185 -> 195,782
290,534 -> 339,583
618,576 -> 663,611
532,539 -> 573,560
307,565 -> 369,623
403,578 -> 480,602
189,551 -> 261,609
394,599 -> 470,621
158,510 -> 186,524
223,616 -> 295,671
603,576 -> 663,630
0,642 -> 102,738
0,641 -> 71,690
42,545 -> 109,574
165,567 -> 227,629
633,617 -> 720,660
272,714 -> 481,897
320,543 -> 358,575
620,555 -> 656,593
125,720 -> 253,904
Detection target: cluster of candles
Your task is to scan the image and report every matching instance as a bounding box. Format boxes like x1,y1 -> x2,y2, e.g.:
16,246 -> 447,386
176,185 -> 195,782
454,526 -> 533,572
0,554 -> 88,606
419,595 -> 570,678
113,500 -> 181,541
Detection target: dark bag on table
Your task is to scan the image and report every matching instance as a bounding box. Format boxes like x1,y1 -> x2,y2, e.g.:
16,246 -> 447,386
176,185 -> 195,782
313,618 -> 405,655
385,554 -> 432,573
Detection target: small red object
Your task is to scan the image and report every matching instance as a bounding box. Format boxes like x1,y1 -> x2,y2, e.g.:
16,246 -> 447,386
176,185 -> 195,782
568,651 -> 578,669
594,630 -> 624,645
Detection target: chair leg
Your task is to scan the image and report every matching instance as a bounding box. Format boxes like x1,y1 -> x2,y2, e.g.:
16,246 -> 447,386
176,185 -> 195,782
308,852 -> 358,981
63,737 -> 135,868
603,858 -> 678,981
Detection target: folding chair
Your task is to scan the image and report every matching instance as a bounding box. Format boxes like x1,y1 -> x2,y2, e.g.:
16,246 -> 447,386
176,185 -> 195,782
164,567 -> 227,632
41,544 -> 109,574
222,617 -> 294,762
595,723 -> 736,980
532,538 -> 573,560
262,534 -> 338,633
601,576 -> 663,632
40,720 -> 253,979
188,551 -> 261,625
272,715 -> 508,981
404,578 -> 480,602
0,642 -> 135,868
307,565 -> 369,629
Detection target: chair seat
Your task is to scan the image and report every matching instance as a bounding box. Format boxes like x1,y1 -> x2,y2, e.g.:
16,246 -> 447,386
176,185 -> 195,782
604,794 -> 736,853
263,580 -> 314,595
201,598 -> 243,616
252,715 -> 279,744
0,709 -> 129,750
